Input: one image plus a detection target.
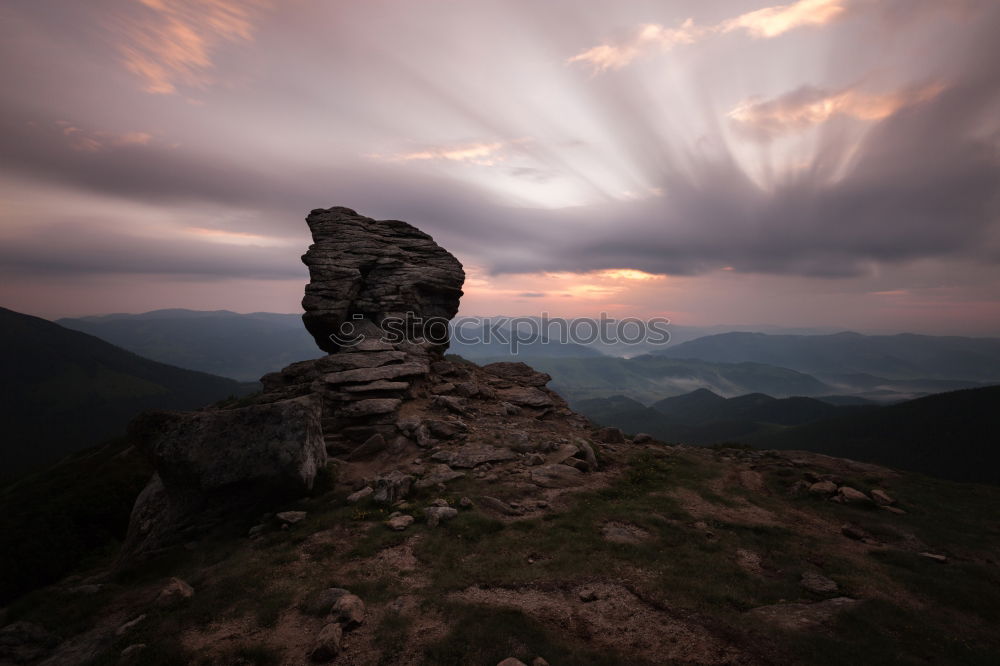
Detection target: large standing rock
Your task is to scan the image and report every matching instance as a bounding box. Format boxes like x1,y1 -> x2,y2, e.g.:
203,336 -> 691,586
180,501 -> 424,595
301,207 -> 465,352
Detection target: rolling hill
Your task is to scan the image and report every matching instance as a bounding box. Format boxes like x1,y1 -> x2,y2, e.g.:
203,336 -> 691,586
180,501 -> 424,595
0,307 -> 253,478
749,385 -> 1000,484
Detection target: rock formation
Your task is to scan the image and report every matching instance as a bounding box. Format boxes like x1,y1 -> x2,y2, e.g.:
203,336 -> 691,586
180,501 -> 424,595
300,207 -> 464,353
120,206 -> 590,560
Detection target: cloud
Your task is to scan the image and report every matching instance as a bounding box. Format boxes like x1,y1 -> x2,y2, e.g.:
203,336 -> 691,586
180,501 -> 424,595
112,0 -> 272,94
369,141 -> 507,166
728,82 -> 945,138
568,0 -> 850,72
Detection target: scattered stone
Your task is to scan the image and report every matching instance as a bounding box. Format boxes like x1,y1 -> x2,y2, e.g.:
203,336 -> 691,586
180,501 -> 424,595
837,486 -> 874,504
373,471 -> 413,504
524,453 -> 545,466
747,597 -> 861,631
115,614 -> 147,636
479,496 -> 520,516
333,594 -> 366,629
800,571 -> 839,595
301,588 -> 350,616
596,427 -> 626,443
347,486 -> 373,503
430,443 -> 518,468
310,622 -> 343,661
120,644 -> 147,663
601,522 -> 650,544
425,506 -> 459,527
276,511 -> 307,525
808,481 -> 838,496
386,515 -> 415,531
528,464 -> 583,488
920,552 -> 949,564
870,489 -> 896,506
155,578 -> 194,607
414,464 -> 465,490
841,524 -> 867,541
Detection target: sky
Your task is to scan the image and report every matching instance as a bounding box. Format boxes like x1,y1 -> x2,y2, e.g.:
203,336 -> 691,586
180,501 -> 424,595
1,0 -> 999,334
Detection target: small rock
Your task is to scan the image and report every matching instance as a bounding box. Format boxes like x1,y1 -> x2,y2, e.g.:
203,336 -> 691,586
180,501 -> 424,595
870,489 -> 896,506
425,506 -> 459,527
528,464 -> 583,488
120,644 -> 147,663
431,498 -> 450,507
479,496 -> 520,516
497,659 -> 527,666
310,622 -> 343,661
386,515 -> 415,531
808,481 -> 838,495
414,464 -> 465,490
841,524 -> 867,541
115,614 -> 147,636
459,497 -> 473,508
575,439 -> 599,472
333,594 -> 366,629
920,552 -> 949,564
578,587 -> 599,602
346,486 -> 373,503
800,571 -> 838,595
881,505 -> 907,515
373,471 -> 414,505
276,511 -> 307,525
155,578 -> 194,607
632,433 -> 653,444
248,524 -> 266,538
837,486 -> 873,504
524,453 -> 545,466
532,659 -> 550,666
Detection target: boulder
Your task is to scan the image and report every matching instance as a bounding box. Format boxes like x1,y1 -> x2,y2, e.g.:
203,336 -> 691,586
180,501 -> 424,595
301,207 -> 465,353
808,481 -> 838,496
870,489 -> 896,506
301,588 -> 350,616
425,506 -> 459,527
129,395 -> 326,494
333,593 -> 366,628
155,578 -> 194,607
347,486 -> 373,503
528,464 -> 583,488
497,659 -> 528,666
596,427 -> 626,444
800,571 -> 839,595
837,486 -> 873,505
372,471 -> 413,505
310,622 -> 343,661
632,433 -> 654,444
478,496 -> 520,516
482,362 -> 551,387
276,511 -> 307,525
386,515 -> 415,531
496,387 -> 554,408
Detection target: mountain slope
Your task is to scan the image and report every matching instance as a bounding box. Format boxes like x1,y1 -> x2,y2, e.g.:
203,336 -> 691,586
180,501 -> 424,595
653,331 -> 1000,381
59,309 -> 323,382
749,385 -> 1000,484
0,307 -> 251,478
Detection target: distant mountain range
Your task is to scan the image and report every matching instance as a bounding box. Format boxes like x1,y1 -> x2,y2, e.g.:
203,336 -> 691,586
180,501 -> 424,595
1,307 -> 253,478
575,385 -> 1000,484
654,331 -> 1000,381
59,309 -> 323,382
503,355 -> 834,404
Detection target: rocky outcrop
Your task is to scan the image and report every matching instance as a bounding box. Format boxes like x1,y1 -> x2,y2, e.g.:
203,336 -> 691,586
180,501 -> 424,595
300,206 -> 465,353
120,206 -> 596,562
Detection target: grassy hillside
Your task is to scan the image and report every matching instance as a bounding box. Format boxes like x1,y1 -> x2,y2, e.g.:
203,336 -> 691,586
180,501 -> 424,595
750,385 -> 1000,485
0,307 -> 252,478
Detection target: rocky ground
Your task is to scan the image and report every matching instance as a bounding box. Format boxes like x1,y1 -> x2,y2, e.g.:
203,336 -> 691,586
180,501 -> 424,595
3,411 -> 1000,665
